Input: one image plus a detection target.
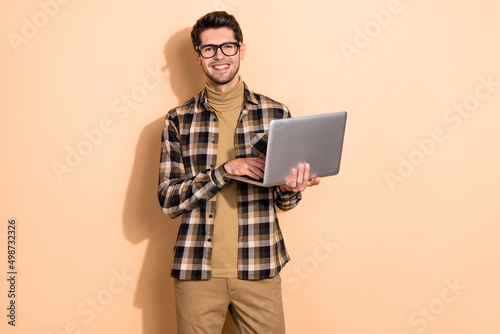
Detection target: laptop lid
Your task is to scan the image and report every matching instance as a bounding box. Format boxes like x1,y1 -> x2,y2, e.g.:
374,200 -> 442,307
227,111 -> 347,187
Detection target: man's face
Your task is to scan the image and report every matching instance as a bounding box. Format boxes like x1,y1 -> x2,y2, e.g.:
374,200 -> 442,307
194,27 -> 246,92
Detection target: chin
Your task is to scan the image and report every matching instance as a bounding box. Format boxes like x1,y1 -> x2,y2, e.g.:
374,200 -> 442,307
210,74 -> 237,86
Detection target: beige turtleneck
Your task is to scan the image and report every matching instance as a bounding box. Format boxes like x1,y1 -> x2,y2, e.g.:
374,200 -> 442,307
207,78 -> 244,278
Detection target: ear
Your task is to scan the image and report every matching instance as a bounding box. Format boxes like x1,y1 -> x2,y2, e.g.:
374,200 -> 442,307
239,43 -> 246,61
193,50 -> 201,66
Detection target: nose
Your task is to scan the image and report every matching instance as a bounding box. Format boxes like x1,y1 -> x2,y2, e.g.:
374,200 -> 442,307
213,46 -> 225,60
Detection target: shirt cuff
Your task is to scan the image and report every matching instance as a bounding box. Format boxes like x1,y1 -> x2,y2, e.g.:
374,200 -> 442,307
276,185 -> 301,199
210,163 -> 229,187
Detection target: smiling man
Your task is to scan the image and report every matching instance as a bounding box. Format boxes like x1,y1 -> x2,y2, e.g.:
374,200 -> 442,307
158,11 -> 319,334
194,27 -> 243,90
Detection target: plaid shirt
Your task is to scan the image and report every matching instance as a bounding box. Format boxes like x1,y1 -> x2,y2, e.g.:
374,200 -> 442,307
158,83 -> 302,280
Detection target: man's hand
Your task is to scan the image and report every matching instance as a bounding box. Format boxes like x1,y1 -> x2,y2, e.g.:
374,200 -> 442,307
279,163 -> 320,193
224,157 -> 265,180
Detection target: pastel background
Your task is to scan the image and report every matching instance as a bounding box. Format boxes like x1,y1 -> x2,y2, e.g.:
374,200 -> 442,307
1,0 -> 499,333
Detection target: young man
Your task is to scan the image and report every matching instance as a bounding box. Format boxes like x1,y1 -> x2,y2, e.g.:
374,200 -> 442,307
157,11 -> 320,334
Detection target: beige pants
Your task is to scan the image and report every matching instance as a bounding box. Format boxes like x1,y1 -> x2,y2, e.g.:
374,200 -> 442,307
174,274 -> 286,334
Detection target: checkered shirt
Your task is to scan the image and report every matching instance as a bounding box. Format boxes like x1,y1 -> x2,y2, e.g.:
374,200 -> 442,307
158,83 -> 302,280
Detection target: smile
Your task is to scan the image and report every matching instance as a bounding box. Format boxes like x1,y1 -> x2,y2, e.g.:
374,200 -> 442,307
212,63 -> 230,71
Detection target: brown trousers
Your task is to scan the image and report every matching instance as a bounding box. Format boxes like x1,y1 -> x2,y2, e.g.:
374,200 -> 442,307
174,274 -> 286,334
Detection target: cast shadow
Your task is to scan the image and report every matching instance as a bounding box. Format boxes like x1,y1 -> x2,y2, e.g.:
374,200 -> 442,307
123,27 -> 237,334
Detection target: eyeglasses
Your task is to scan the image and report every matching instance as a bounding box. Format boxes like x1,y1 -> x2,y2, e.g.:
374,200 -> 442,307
196,42 -> 241,59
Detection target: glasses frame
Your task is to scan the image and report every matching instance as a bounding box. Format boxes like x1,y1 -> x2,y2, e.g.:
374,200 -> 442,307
196,42 -> 241,59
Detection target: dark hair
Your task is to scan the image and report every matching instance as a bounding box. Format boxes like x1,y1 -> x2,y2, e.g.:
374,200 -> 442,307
191,11 -> 243,49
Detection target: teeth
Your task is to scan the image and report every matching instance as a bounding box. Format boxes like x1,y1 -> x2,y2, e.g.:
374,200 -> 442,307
214,64 -> 229,69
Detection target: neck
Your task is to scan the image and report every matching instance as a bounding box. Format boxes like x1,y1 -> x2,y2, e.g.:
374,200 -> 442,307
206,75 -> 240,93
206,78 -> 244,112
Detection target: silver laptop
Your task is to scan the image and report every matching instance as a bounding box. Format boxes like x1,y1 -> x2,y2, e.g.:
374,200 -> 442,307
227,111 -> 347,187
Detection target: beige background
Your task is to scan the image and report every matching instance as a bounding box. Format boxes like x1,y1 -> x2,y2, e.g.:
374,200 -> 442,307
1,0 -> 499,333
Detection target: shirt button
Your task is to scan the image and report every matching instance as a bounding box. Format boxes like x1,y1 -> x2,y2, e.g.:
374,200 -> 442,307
209,215 -> 213,218
207,238 -> 212,242
213,118 -> 217,121
210,164 -> 214,168
212,140 -> 216,144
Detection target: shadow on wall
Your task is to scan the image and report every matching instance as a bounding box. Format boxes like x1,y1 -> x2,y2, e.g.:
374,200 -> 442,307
122,28 -> 237,334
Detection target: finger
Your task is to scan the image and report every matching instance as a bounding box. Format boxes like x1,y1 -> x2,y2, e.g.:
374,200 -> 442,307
250,166 -> 265,179
307,177 -> 320,187
296,163 -> 305,186
303,163 -> 311,184
248,157 -> 265,169
248,170 -> 263,180
247,161 -> 265,176
289,168 -> 298,188
298,164 -> 309,191
243,163 -> 264,179
244,166 -> 259,179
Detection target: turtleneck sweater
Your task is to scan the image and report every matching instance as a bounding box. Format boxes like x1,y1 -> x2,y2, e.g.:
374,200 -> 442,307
206,78 -> 244,277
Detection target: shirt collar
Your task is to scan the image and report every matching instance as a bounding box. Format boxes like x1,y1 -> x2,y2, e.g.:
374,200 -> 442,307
197,81 -> 258,112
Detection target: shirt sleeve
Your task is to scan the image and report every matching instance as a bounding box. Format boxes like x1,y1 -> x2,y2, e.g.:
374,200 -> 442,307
157,114 -> 228,218
274,186 -> 302,211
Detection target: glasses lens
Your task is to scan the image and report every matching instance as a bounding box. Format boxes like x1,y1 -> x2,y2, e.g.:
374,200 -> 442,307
221,43 -> 237,56
200,45 -> 216,58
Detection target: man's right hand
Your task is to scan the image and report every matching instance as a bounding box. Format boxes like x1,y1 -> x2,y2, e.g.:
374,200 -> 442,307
224,158 -> 265,180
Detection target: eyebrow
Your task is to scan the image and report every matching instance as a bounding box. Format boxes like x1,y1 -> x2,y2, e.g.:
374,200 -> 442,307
200,41 -> 237,46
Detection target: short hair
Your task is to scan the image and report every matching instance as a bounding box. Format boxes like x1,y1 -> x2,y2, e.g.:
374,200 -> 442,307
191,11 -> 243,48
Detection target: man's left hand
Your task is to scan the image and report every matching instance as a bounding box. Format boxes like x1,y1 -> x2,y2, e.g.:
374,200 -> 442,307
278,163 -> 320,193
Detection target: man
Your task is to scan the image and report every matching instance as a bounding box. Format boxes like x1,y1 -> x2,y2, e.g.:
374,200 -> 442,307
158,11 -> 319,334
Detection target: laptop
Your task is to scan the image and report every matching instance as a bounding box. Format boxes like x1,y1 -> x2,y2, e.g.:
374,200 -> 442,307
227,111 -> 347,187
